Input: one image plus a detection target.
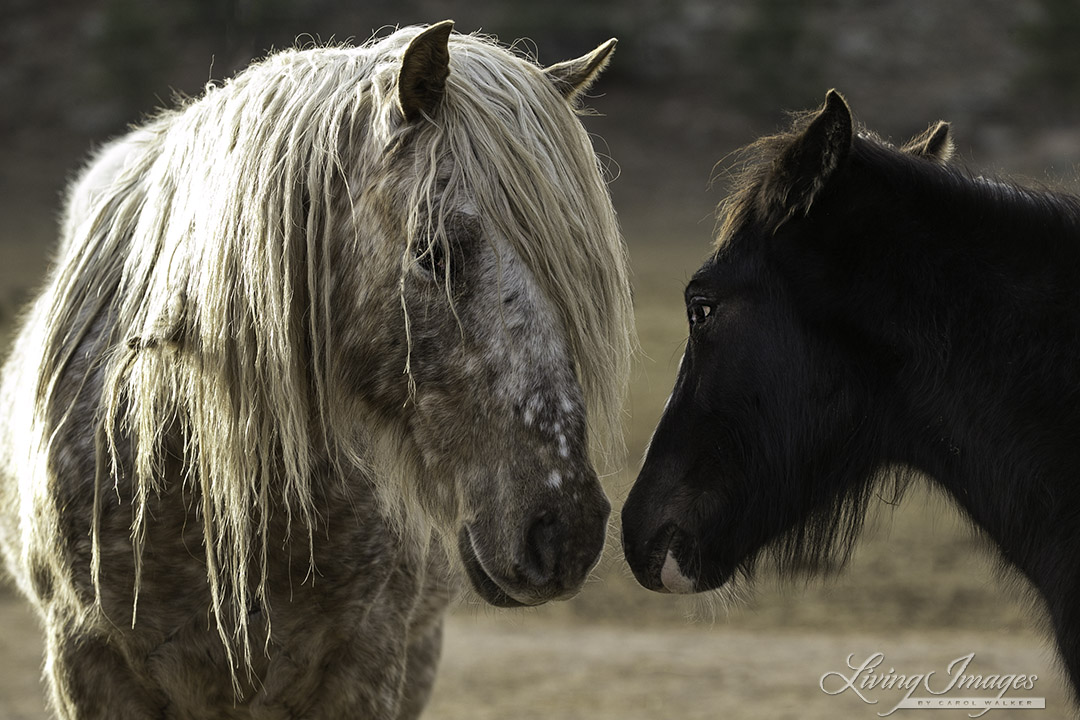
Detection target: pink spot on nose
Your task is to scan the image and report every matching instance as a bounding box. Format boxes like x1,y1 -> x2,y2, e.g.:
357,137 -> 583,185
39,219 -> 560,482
660,550 -> 696,593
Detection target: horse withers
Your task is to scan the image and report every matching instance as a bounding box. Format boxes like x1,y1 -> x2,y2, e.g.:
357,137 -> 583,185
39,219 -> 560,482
0,22 -> 634,719
622,89 -> 1080,695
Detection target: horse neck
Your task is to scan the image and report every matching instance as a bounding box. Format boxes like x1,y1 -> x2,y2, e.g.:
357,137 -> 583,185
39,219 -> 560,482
818,160 -> 1080,570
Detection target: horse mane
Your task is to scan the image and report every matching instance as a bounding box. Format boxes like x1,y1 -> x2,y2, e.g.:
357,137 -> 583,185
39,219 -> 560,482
715,109 -> 1080,254
34,26 -> 633,677
711,109 -> 825,247
401,30 -> 633,457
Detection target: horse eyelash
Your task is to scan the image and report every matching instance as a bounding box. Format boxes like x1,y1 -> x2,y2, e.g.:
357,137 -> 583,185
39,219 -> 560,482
413,239 -> 446,275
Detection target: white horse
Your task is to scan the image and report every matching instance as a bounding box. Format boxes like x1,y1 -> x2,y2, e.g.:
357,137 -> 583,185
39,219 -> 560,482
0,21 -> 634,718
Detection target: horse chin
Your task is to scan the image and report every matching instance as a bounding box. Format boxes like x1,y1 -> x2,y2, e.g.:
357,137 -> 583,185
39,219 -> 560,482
456,527 -> 534,608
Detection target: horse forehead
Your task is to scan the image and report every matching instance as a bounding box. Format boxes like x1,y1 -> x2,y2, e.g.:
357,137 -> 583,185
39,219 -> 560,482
475,236 -> 552,336
465,234 -> 582,397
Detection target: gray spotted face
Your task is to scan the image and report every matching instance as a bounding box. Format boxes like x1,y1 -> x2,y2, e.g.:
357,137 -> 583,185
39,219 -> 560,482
0,23 -> 631,718
337,195 -> 610,607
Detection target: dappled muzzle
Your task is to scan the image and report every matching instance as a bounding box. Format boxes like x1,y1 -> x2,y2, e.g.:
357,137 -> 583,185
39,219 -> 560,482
457,476 -> 610,607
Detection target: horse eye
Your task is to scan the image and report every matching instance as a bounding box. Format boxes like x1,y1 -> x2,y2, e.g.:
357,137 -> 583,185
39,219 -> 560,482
688,301 -> 713,329
415,239 -> 446,277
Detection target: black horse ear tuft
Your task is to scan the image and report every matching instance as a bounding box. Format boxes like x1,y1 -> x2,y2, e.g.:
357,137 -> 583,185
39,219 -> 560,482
399,20 -> 454,123
762,89 -> 853,224
543,38 -> 617,101
902,121 -> 954,164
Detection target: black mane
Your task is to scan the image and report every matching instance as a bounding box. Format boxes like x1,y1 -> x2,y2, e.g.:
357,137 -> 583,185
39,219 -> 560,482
718,112 -> 1080,266
850,133 -> 1080,263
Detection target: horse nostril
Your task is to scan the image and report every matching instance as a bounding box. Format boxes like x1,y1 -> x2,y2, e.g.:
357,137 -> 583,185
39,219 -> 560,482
521,511 -> 562,585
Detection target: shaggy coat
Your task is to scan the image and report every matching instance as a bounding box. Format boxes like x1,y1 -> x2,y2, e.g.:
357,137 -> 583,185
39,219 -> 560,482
622,90 -> 1080,699
0,22 -> 634,719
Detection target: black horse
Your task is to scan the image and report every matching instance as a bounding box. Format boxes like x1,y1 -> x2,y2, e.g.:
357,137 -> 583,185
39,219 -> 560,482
622,89 -> 1080,694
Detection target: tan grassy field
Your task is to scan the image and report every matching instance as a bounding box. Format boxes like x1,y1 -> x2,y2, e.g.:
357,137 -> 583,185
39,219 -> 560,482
0,208 -> 1070,718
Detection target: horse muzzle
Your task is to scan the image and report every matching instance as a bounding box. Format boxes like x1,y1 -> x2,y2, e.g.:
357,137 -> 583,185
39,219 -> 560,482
621,517 -> 701,594
458,488 -> 610,607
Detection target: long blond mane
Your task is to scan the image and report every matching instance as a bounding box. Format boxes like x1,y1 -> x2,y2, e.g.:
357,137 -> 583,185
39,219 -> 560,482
32,27 -> 633,675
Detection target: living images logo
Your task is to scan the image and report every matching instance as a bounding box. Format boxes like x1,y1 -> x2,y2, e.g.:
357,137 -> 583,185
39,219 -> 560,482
820,652 -> 1045,717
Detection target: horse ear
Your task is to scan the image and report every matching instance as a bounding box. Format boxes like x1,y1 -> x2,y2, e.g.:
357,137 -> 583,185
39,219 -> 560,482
762,89 -> 853,222
543,38 -> 617,101
398,20 -> 454,123
902,121 -> 954,163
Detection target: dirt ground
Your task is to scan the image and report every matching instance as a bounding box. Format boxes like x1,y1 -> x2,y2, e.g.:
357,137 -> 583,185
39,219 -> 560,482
0,584 -> 1070,720
429,616 -> 1069,720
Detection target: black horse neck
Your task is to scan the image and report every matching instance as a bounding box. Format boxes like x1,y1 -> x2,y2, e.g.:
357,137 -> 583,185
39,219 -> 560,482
807,149 -> 1080,578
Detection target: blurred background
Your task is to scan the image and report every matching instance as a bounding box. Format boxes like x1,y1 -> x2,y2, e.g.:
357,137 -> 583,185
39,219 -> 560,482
2,1 -> 1080,717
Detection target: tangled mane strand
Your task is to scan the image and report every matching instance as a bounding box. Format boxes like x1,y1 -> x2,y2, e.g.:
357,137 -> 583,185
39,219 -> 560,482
37,43 -> 386,679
